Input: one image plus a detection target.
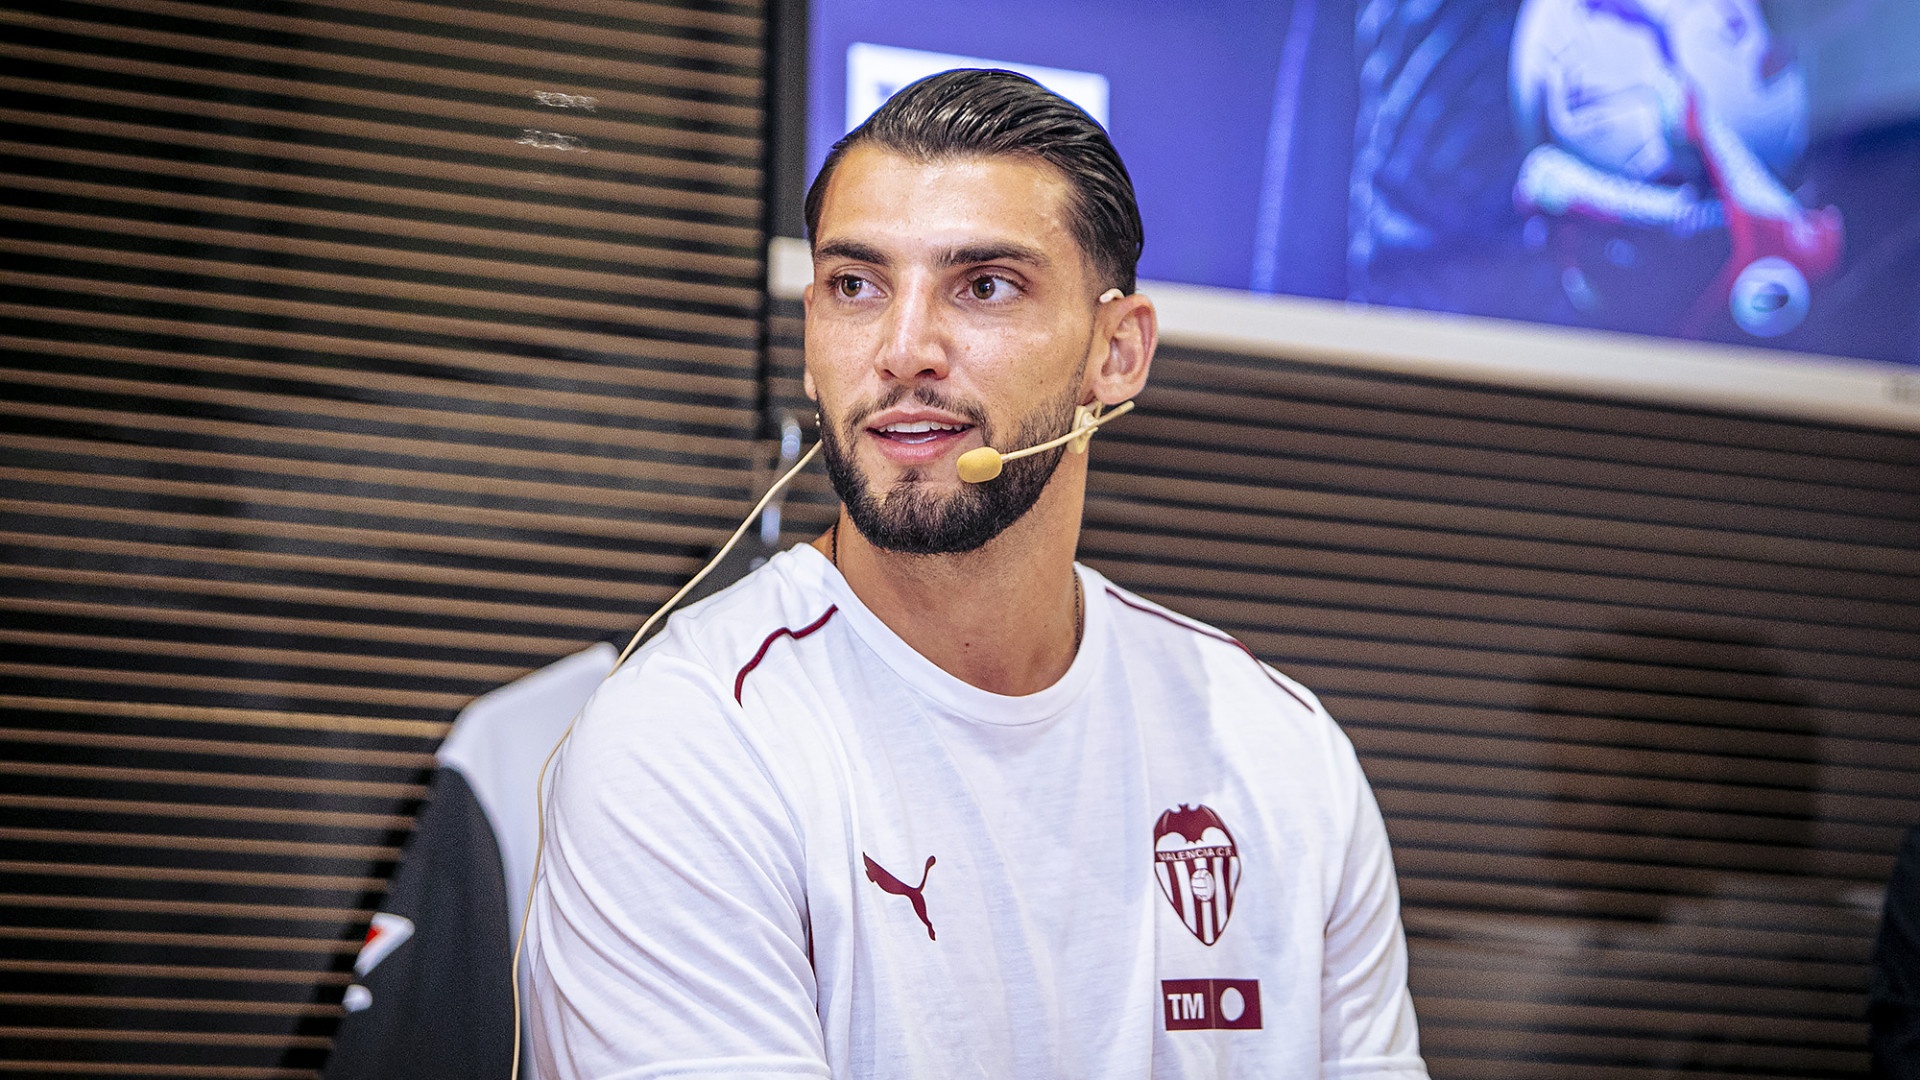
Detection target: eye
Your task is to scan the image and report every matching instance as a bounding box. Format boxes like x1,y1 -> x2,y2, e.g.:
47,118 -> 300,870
831,273 -> 871,299
967,274 -> 1016,301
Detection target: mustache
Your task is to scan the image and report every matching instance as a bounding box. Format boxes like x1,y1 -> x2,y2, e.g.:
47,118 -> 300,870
841,385 -> 991,430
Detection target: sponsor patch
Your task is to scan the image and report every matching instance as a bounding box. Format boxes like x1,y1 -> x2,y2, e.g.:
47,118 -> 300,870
1161,978 -> 1263,1031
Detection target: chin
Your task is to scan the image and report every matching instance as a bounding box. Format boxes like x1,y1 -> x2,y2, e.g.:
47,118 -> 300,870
827,441 -> 1062,557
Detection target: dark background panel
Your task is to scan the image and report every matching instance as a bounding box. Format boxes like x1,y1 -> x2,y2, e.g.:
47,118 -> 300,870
0,0 -> 768,1074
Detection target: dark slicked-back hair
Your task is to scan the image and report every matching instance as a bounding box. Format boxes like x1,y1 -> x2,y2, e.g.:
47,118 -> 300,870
803,68 -> 1144,294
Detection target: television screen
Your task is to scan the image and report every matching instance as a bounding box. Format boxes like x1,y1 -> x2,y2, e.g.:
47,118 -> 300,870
805,0 -> 1920,372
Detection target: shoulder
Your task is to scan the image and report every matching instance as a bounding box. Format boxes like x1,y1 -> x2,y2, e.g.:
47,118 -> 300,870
556,549 -> 841,789
1092,573 -> 1326,721
630,547 -> 843,701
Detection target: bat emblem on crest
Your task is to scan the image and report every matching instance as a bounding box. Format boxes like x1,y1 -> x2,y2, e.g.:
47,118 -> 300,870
1153,804 -> 1241,946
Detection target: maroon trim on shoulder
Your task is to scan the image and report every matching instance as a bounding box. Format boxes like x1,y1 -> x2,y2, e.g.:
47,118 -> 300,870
1104,587 -> 1315,713
734,606 -> 839,703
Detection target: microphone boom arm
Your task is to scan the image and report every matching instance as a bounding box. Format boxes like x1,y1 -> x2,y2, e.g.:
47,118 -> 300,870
955,399 -> 1135,483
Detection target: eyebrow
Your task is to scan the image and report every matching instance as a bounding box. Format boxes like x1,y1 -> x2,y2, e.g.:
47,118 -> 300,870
812,240 -> 1052,271
813,239 -> 889,266
943,242 -> 1051,270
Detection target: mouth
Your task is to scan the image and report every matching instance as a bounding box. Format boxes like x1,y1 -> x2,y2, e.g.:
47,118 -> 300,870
870,418 -> 975,446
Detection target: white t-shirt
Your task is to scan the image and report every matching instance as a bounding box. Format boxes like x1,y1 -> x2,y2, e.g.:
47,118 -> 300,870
528,545 -> 1426,1079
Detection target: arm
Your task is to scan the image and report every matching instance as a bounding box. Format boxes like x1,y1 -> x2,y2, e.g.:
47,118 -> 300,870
1871,826 -> 1920,1079
1321,729 -> 1428,1079
526,655 -> 829,1079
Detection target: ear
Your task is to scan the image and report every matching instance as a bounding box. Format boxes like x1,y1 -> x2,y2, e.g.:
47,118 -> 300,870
1086,292 -> 1156,406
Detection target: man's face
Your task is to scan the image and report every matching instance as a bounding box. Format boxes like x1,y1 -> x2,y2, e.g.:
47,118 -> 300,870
803,145 -> 1104,555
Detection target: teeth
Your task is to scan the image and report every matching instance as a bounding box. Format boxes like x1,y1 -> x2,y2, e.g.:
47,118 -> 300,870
881,420 -> 965,433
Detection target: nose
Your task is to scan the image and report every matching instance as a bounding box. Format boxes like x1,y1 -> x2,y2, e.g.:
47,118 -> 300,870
875,282 -> 949,383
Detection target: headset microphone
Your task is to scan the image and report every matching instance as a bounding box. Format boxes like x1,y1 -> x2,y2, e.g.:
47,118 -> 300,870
955,399 -> 1134,482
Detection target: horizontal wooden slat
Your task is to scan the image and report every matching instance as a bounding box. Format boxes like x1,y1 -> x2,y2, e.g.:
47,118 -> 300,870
1,104 -> 754,220
1414,996 -> 1859,1043
0,894 -> 369,923
0,400 -> 753,490
1394,846 -> 1886,905
0,993 -> 343,1017
310,0 -> 763,67
0,503 -> 710,599
0,761 -> 423,801
0,662 -> 472,712
1388,816 -> 1886,881
0,926 -> 357,954
0,305 -> 754,398
2,335 -> 753,422
1404,882 -> 1884,939
1109,562 -> 1920,686
1147,345 -> 1920,472
2,267 -> 759,368
1083,525 -> 1920,637
1131,381 -> 1920,509
506,0 -> 760,37
1366,755 -> 1915,825
3,244 -> 762,341
0,696 -> 445,740
11,0 -> 761,98
0,143 -> 759,273
3,23 -> 760,157
0,562 -> 653,639
3,109 -> 749,229
1,522 -> 709,608
0,596 -> 588,659
4,482 -> 733,568
1379,789 -> 1897,852
1415,1025 -> 1859,1071
1096,471 -> 1917,587
0,861 -> 385,891
6,200 -> 760,309
0,1027 -> 330,1049
0,726 -> 429,771
0,827 -> 400,862
0,1065 -> 313,1079
0,957 -> 353,983
0,627 -> 526,687
1351,699 -> 1920,772
0,795 -> 410,831
1413,1061 -> 1841,1080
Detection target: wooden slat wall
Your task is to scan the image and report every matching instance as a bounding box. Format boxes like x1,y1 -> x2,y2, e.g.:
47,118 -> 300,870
0,0 -> 766,1074
768,303 -> 1920,1078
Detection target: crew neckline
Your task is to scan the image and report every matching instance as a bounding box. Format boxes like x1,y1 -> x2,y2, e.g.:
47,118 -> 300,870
785,543 -> 1105,726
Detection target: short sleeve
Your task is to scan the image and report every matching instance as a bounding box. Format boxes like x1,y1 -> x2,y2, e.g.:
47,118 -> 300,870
526,655 -> 830,1078
1320,728 -> 1429,1079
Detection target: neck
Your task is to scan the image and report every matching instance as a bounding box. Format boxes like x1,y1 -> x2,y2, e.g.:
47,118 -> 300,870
814,467 -> 1086,696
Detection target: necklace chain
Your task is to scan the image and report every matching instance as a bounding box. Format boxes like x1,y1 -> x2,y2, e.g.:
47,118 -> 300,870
829,519 -> 1084,654
1072,571 -> 1084,654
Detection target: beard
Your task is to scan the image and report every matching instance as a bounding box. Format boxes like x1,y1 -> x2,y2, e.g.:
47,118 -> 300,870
819,382 -> 1078,556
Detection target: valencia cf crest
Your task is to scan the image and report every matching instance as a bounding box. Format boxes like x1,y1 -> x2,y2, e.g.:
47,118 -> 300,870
1153,804 -> 1241,946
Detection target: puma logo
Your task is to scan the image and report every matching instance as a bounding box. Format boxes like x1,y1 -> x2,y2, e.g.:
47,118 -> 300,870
863,853 -> 937,940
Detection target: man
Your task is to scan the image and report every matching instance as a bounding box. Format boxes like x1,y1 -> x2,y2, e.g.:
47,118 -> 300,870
528,69 -> 1427,1078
